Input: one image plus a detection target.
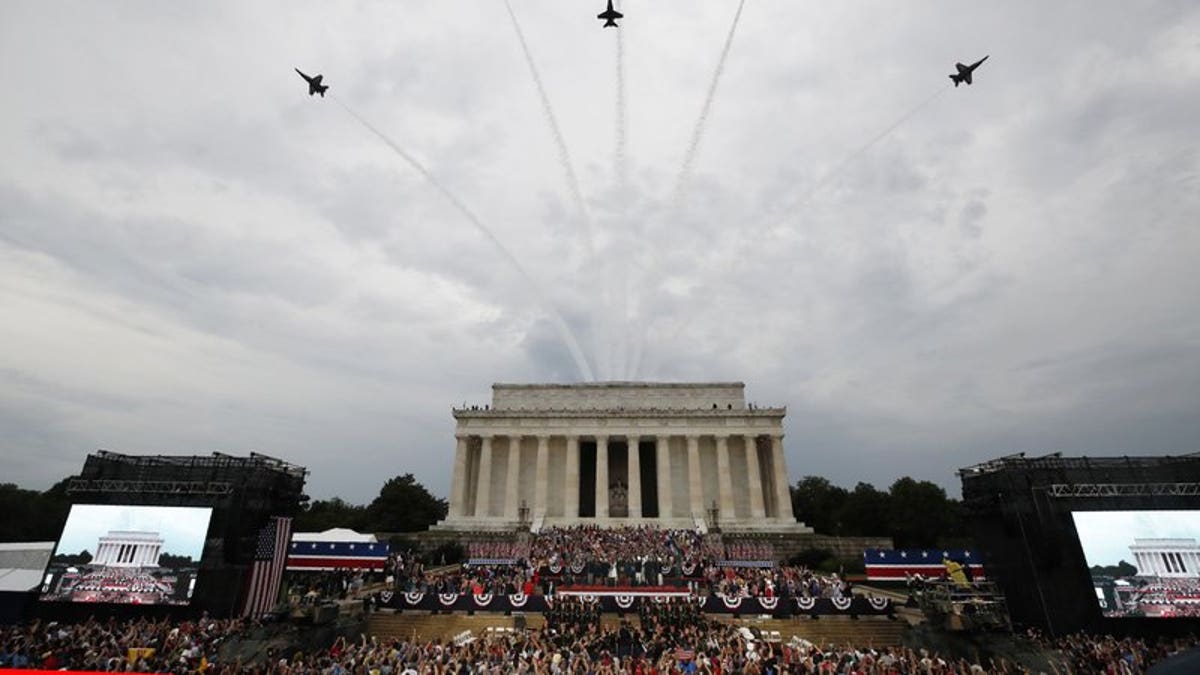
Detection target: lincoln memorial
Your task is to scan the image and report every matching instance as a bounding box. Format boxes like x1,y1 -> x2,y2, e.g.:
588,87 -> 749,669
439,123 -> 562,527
436,382 -> 812,533
1130,538 -> 1200,578
93,530 -> 165,568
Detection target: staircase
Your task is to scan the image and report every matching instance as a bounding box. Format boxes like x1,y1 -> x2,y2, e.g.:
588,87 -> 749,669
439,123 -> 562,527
368,612 -> 546,642
714,615 -> 908,647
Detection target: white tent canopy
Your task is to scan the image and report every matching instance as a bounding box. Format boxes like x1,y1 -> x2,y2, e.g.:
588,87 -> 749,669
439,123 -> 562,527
0,542 -> 55,592
291,528 -> 376,543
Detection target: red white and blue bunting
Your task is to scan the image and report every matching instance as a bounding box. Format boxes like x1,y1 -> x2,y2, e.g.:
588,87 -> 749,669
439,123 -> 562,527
377,593 -> 890,617
867,596 -> 890,611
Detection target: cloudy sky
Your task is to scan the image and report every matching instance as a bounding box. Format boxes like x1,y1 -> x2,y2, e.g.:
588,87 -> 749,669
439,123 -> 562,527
54,504 -> 211,559
2,1 -> 1198,506
1073,510 -> 1200,569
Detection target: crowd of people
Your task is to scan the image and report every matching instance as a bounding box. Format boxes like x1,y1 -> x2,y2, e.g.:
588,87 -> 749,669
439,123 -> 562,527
1028,628 -> 1200,674
528,526 -> 714,577
3,614 -> 1197,673
0,615 -> 248,673
395,527 -> 847,602
287,570 -> 369,605
43,569 -> 180,604
466,541 -> 530,562
700,566 -> 847,600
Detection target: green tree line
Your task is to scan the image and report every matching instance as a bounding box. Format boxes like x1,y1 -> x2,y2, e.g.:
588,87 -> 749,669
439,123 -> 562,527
293,473 -> 448,534
0,480 -> 72,543
0,473 -> 447,542
790,475 -> 969,548
4,473 -> 965,547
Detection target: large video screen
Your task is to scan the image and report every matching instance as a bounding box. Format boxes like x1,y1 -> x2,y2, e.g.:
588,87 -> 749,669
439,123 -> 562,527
1073,510 -> 1200,618
40,504 -> 213,605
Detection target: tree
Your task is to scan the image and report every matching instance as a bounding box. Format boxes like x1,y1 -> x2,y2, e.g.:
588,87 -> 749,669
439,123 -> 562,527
836,482 -> 891,536
158,553 -> 197,568
364,474 -> 448,533
886,477 -> 955,548
790,476 -> 848,535
51,549 -> 92,565
294,497 -> 368,532
0,480 -> 71,542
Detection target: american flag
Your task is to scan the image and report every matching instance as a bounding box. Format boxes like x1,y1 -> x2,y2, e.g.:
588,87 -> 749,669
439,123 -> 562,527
675,648 -> 694,662
241,516 -> 293,618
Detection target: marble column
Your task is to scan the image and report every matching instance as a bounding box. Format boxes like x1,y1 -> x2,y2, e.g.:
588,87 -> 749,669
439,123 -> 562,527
565,436 -> 580,518
656,436 -> 673,519
449,435 -> 469,518
476,435 -> 494,518
627,436 -> 642,519
596,436 -> 609,518
770,435 -> 793,520
715,435 -> 735,522
534,435 -> 550,517
505,437 -> 522,520
744,435 -> 766,519
686,435 -> 703,518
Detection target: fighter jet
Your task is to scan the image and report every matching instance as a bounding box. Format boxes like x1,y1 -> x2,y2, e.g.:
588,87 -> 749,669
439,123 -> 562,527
949,56 -> 988,87
294,68 -> 329,97
597,0 -> 622,27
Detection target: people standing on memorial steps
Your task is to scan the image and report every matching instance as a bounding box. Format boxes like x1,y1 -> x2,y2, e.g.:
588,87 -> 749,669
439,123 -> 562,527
402,525 -> 852,602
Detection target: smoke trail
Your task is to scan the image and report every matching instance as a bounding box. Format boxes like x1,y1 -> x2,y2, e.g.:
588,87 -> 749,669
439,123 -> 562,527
503,0 -> 594,254
615,0 -> 628,191
333,96 -> 596,382
503,0 -> 609,382
769,83 -> 951,225
668,0 -> 747,211
642,83 -> 953,375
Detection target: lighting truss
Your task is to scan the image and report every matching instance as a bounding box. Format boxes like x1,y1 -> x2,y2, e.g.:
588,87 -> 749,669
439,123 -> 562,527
67,478 -> 234,495
1047,483 -> 1200,498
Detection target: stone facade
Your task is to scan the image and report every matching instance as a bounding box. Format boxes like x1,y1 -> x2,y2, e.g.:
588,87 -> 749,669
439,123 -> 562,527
1130,538 -> 1200,578
436,382 -> 812,533
94,531 -> 164,568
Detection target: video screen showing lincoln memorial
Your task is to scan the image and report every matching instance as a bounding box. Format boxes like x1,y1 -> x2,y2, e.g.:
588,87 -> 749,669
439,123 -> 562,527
437,382 -> 811,533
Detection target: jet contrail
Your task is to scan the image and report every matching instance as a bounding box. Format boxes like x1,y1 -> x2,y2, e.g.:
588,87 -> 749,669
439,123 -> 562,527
615,0 -> 628,191
503,0 -> 594,255
769,83 -> 952,224
630,0 -> 747,380
642,83 -> 952,376
503,0 -> 609,381
668,0 -> 747,212
333,96 -> 596,382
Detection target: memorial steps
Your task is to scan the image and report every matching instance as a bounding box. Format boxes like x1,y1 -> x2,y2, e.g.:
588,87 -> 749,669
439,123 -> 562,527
367,612 -> 546,642
367,610 -> 908,646
714,615 -> 910,646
